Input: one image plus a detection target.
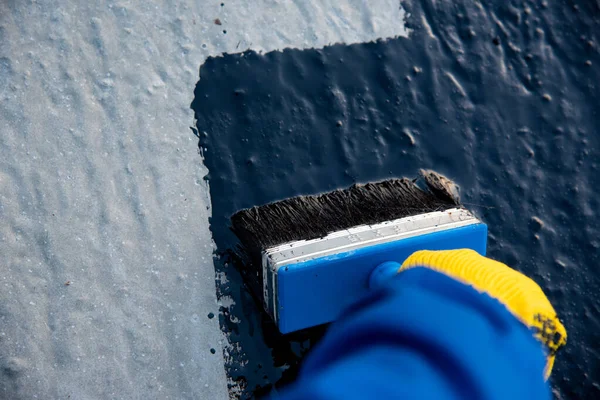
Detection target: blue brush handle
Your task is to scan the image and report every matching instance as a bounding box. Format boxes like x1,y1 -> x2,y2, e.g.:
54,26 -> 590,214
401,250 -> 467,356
276,223 -> 488,333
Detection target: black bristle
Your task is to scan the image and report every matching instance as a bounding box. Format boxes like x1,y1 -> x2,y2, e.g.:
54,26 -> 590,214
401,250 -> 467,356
231,174 -> 460,255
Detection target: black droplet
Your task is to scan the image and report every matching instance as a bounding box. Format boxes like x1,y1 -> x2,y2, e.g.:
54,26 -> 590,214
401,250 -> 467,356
208,312 -> 215,319
223,30 -> 227,34
210,348 -> 216,354
221,2 -> 224,6
493,37 -> 500,46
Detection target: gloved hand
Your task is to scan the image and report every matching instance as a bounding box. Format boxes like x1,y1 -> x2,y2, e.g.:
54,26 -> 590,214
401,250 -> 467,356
400,249 -> 566,379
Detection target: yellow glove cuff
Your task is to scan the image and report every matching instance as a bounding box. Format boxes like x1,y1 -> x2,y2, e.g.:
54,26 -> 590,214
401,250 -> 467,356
400,249 -> 566,379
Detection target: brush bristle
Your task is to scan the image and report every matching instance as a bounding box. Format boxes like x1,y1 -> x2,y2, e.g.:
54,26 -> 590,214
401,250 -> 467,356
231,175 -> 460,255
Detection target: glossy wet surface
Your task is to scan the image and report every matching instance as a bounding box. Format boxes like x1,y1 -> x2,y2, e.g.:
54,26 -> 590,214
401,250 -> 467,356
192,0 -> 599,397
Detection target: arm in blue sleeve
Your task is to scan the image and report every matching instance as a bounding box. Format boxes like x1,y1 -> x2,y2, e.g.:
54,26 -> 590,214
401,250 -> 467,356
277,267 -> 550,400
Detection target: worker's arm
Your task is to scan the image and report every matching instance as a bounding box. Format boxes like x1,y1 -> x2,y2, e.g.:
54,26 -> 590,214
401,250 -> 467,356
277,250 -> 565,400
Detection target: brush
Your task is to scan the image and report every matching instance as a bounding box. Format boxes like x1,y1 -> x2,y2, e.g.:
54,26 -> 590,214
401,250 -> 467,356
231,170 -> 487,334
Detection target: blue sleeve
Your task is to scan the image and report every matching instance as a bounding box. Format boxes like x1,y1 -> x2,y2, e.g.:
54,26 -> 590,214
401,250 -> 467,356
277,267 -> 550,400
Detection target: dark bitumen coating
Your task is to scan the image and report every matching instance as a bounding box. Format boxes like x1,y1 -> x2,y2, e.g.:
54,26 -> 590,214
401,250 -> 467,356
191,0 -> 600,398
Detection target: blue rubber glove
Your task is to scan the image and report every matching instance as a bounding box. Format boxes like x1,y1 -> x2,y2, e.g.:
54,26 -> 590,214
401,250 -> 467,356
276,267 -> 550,400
